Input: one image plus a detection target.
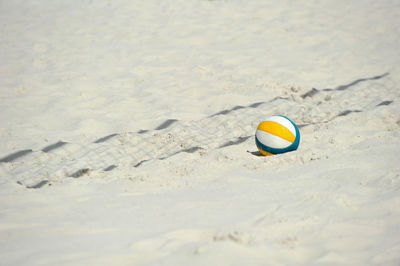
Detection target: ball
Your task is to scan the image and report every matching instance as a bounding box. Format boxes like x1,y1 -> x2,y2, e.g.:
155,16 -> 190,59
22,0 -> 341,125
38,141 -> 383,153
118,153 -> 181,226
255,115 -> 300,156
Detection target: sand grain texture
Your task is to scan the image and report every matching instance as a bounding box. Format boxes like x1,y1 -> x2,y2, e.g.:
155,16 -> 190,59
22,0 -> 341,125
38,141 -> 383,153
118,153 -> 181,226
1,0 -> 400,265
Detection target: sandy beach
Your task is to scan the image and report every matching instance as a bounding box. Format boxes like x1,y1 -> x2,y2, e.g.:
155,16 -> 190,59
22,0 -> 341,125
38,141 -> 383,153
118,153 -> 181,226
1,0 -> 400,265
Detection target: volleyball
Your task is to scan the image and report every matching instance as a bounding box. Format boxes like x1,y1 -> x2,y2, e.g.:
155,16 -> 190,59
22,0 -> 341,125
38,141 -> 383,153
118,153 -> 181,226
255,115 -> 300,156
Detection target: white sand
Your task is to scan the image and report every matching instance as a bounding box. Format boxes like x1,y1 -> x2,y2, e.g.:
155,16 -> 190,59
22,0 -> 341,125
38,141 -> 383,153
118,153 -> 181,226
1,0 -> 400,265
